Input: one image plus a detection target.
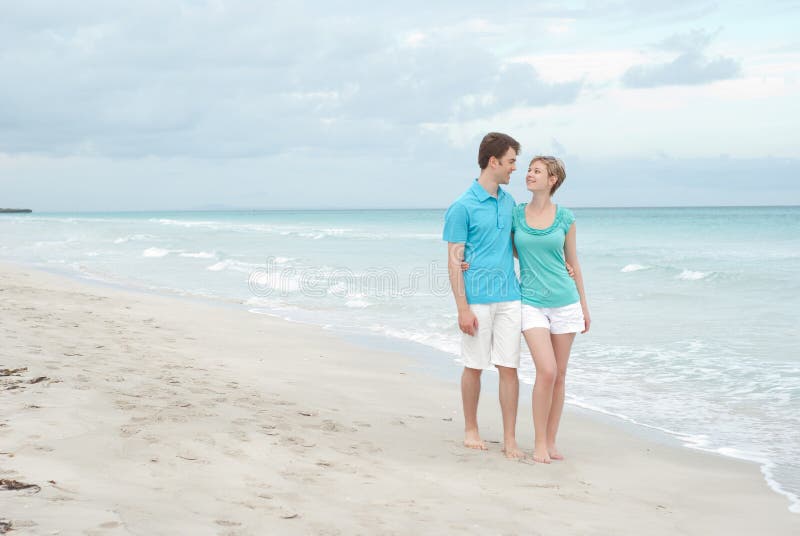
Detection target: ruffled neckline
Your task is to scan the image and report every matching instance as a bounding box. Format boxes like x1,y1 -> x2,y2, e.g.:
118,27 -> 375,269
515,203 -> 562,235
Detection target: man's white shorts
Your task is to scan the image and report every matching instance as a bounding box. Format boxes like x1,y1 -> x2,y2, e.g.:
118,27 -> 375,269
521,301 -> 584,334
461,300 -> 521,370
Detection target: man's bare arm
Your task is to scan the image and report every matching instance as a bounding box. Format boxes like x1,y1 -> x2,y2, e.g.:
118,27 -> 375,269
448,242 -> 477,336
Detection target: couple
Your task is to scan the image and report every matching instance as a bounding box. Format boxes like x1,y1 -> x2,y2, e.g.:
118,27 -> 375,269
443,132 -> 590,463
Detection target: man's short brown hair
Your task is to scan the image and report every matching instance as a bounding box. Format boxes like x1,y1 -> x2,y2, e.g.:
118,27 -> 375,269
478,132 -> 521,170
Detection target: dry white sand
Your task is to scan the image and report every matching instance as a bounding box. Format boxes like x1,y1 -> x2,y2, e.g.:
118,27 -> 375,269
1,261 -> 797,535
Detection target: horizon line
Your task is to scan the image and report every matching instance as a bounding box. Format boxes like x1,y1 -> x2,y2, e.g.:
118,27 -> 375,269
20,203 -> 800,214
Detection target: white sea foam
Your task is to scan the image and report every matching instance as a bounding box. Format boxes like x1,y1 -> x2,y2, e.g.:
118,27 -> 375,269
17,216 -> 120,224
563,394 -> 798,512
621,264 -> 648,272
327,282 -> 348,296
206,261 -> 227,271
298,228 -> 352,240
246,266 -> 302,292
34,239 -> 78,247
147,217 -> 439,241
307,230 -> 441,241
206,259 -> 259,273
678,269 -> 710,281
153,218 -> 284,234
367,324 -> 460,356
142,247 -> 171,258
152,218 -> 219,228
344,292 -> 370,308
179,251 -> 216,259
245,296 -> 300,311
114,234 -> 156,244
398,233 -> 440,240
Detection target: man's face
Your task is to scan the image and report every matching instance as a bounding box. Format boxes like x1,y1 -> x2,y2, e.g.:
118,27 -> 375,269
494,147 -> 517,184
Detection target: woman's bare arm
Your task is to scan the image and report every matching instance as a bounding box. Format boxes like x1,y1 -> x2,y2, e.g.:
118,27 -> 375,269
564,223 -> 590,333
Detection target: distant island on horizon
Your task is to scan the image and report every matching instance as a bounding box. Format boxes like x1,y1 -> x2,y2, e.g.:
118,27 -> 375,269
0,208 -> 32,213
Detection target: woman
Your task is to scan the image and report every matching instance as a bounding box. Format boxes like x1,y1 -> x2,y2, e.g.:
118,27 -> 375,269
513,155 -> 590,463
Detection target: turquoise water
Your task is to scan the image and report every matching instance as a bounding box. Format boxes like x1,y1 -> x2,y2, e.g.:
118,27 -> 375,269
1,207 -> 798,511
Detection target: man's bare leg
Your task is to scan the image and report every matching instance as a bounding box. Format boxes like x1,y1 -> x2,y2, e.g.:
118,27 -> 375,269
461,367 -> 487,450
497,365 -> 523,459
546,333 -> 576,460
523,328 -> 557,463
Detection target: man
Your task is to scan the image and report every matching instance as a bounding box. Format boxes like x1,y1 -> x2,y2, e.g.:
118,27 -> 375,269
443,132 -> 523,459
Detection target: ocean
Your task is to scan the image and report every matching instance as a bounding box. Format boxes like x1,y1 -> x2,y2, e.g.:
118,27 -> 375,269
1,206 -> 798,512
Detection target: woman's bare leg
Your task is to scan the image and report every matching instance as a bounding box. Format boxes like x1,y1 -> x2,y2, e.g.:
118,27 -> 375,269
546,332 -> 576,460
523,328 -> 556,463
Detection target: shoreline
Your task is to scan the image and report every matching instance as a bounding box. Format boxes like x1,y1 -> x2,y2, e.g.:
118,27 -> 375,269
8,257 -> 800,515
20,257 -> 800,513
1,261 -> 798,534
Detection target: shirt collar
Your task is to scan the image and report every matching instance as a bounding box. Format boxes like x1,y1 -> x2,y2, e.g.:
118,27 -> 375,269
471,179 -> 504,202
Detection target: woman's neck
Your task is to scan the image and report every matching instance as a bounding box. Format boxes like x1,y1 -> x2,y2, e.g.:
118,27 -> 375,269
527,194 -> 553,211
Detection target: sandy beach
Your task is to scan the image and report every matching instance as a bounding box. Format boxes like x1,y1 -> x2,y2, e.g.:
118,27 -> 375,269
0,261 -> 797,535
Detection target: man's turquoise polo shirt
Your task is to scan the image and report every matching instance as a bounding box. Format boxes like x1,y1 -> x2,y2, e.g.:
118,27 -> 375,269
443,180 -> 521,304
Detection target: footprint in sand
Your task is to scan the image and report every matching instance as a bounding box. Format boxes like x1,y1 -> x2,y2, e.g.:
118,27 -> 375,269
48,496 -> 76,503
119,426 -> 140,438
114,400 -> 138,411
320,420 -> 356,433
232,417 -> 255,426
214,520 -> 242,527
229,429 -> 250,442
281,436 -> 315,449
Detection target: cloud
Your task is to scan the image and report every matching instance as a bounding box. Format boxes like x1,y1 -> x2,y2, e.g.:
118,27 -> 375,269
622,29 -> 741,88
622,51 -> 741,88
655,28 -> 717,52
492,63 -> 582,110
0,1 -> 584,160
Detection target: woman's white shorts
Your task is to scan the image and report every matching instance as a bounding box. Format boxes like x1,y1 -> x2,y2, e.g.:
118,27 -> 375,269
460,300 -> 521,370
521,301 -> 584,334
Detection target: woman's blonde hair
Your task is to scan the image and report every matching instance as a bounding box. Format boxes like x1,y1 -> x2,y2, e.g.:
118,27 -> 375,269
530,156 -> 566,196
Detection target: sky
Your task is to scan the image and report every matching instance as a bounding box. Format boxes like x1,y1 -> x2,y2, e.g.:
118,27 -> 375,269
1,0 -> 799,211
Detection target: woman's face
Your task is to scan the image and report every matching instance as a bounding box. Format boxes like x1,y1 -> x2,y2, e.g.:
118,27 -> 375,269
526,161 -> 555,194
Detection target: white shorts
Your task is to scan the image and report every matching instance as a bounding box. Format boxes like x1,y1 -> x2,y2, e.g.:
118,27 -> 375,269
461,300 -> 521,370
521,301 -> 584,334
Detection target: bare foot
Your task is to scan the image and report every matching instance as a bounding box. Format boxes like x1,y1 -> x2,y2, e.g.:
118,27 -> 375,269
502,439 -> 524,459
532,446 -> 551,464
548,445 -> 564,461
464,430 -> 488,450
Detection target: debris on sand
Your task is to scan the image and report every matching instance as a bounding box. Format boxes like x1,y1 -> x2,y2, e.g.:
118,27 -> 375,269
0,479 -> 41,494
